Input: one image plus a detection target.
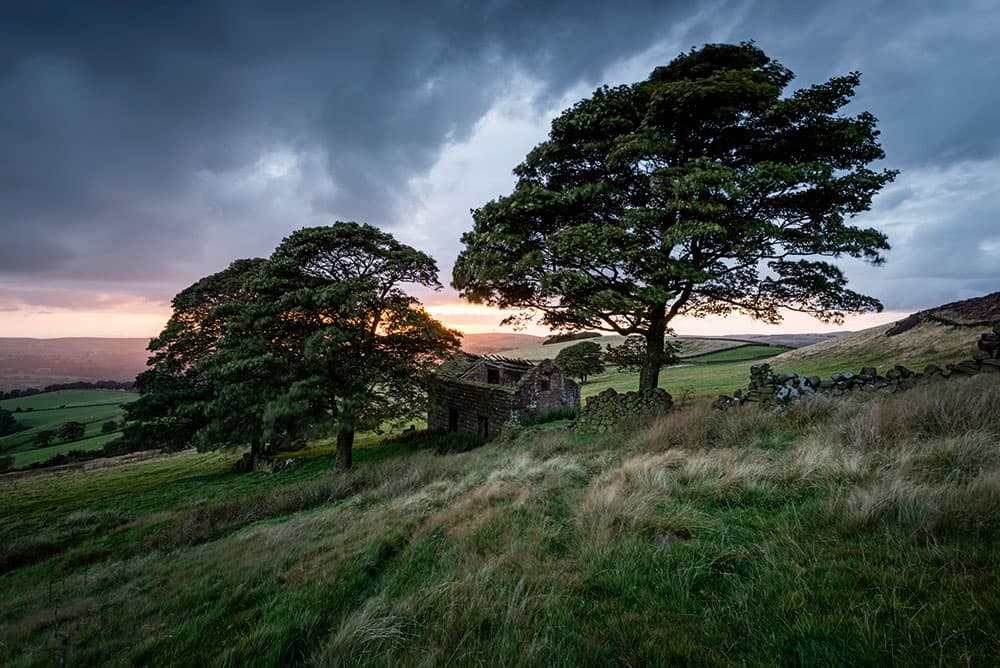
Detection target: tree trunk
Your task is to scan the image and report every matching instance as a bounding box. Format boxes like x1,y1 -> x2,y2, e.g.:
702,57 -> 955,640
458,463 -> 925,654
336,429 -> 355,470
245,439 -> 264,472
639,306 -> 668,391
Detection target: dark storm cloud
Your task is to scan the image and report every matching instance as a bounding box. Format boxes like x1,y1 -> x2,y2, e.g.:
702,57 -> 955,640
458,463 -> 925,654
1,0 -> 998,316
0,0 -> 698,284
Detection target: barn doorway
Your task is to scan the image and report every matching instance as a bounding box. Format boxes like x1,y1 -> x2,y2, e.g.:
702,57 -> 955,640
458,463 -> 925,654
448,408 -> 458,433
477,415 -> 489,439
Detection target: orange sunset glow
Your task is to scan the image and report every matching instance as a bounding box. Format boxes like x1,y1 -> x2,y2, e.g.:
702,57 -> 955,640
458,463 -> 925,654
0,296 -> 907,340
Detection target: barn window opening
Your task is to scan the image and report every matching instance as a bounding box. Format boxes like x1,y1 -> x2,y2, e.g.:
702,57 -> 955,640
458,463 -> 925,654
487,368 -> 500,384
477,415 -> 490,438
448,408 -> 458,432
540,378 -> 551,391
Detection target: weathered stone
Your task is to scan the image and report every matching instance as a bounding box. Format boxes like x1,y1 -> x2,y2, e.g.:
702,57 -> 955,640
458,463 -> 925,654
576,387 -> 673,431
429,354 -> 579,439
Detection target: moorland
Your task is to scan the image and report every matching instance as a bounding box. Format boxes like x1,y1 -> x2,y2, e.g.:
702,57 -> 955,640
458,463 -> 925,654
2,314 -> 999,666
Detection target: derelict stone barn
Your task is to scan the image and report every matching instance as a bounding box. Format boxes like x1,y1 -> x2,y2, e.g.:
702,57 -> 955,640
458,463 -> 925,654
427,352 -> 580,439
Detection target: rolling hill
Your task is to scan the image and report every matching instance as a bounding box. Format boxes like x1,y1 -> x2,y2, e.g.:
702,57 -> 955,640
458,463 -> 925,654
772,292 -> 1000,376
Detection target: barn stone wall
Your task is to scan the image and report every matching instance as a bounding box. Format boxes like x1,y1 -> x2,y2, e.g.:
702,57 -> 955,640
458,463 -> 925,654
427,380 -> 516,439
427,359 -> 580,439
515,361 -> 580,417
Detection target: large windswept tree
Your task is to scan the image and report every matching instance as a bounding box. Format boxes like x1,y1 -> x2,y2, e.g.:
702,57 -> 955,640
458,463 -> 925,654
453,43 -> 896,390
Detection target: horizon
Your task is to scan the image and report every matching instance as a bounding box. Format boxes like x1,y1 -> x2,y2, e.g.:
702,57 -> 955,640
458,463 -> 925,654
0,308 -> 906,340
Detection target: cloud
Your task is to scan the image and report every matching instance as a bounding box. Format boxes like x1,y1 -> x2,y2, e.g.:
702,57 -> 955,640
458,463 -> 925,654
1,0 -> 998,336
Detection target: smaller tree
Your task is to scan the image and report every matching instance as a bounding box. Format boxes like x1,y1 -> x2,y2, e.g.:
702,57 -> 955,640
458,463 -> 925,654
33,430 -> 57,447
554,341 -> 605,383
605,336 -> 681,373
0,408 -> 26,437
57,421 -> 86,442
101,420 -> 119,434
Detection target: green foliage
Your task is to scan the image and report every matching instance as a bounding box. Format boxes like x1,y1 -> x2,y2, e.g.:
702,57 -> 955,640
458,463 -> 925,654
0,408 -> 26,437
553,340 -> 605,382
518,405 -> 579,426
101,420 -> 119,434
32,429 -> 56,447
604,335 -> 681,372
0,455 -> 12,473
56,421 -> 86,442
124,258 -> 267,452
127,223 -> 460,470
543,331 -> 601,345
454,42 -> 895,390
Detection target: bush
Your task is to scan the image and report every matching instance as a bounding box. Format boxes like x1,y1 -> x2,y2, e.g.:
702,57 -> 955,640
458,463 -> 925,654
0,408 -> 27,437
57,421 -> 86,442
543,331 -> 602,345
520,406 -> 579,427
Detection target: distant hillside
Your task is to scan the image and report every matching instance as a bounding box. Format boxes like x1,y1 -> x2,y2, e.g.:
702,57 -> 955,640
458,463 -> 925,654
701,332 -> 845,348
773,294 -> 1000,374
484,331 -> 831,362
459,333 -> 544,355
0,338 -> 150,391
885,291 -> 1000,335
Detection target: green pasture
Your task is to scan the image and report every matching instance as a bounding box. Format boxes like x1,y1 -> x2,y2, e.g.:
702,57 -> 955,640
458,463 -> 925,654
580,346 -> 786,402
0,390 -> 139,468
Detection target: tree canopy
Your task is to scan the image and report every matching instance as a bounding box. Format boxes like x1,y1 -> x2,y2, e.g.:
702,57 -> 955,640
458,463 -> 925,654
126,223 -> 459,470
453,42 -> 896,390
0,408 -> 26,437
554,341 -> 605,383
604,336 -> 680,373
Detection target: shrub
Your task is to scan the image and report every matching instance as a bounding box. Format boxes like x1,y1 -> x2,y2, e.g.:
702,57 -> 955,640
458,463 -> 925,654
519,405 -> 579,427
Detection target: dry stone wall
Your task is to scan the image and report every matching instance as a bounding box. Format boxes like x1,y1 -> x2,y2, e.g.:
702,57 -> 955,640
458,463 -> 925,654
575,388 -> 673,432
714,323 -> 1000,409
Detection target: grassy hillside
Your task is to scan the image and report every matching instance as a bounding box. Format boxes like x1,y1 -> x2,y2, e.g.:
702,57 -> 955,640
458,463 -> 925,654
771,319 -> 991,376
496,334 -> 763,363
2,375 -> 999,665
574,315 -> 987,402
458,333 -> 544,355
0,390 -> 139,469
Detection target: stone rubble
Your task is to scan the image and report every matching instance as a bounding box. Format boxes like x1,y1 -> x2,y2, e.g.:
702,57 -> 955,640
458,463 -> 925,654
575,387 -> 674,432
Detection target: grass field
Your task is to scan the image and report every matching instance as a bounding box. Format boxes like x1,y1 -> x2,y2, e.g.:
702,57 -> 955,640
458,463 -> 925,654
1,374 -> 999,666
579,345 -> 791,402
0,390 -> 139,468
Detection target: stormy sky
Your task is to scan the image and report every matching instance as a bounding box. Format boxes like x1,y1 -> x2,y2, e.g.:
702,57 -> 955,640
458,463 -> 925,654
1,0 -> 998,336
